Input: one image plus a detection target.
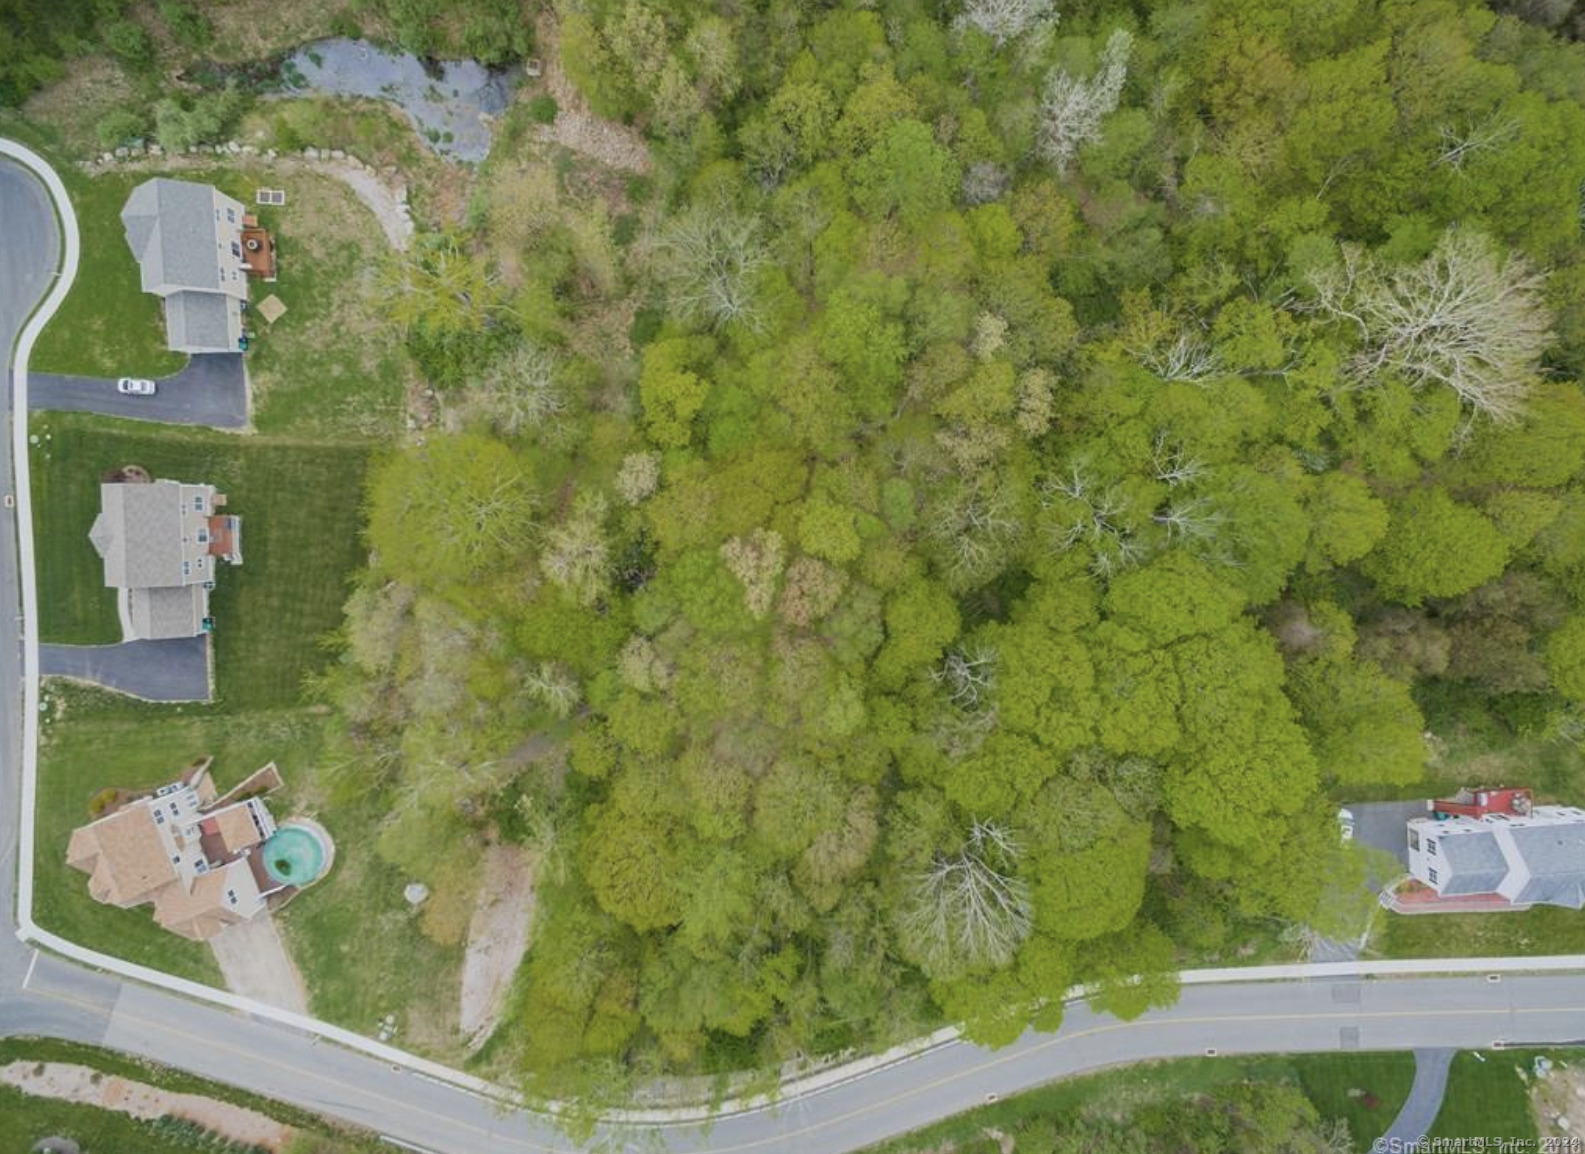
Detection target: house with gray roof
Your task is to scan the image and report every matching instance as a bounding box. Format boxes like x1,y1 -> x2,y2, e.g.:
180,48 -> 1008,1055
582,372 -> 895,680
89,479 -> 243,640
1406,788 -> 1585,910
121,178 -> 251,355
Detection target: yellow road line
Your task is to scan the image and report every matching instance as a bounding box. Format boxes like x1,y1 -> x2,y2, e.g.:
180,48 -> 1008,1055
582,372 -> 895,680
27,980 -> 1585,1154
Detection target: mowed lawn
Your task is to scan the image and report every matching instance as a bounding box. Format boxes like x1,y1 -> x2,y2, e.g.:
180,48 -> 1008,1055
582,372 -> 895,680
28,161 -> 409,439
28,166 -> 186,380
30,412 -> 370,709
32,687 -> 330,983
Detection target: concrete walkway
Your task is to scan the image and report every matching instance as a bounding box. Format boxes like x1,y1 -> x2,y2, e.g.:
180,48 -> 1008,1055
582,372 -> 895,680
30,353 -> 247,429
209,918 -> 309,1017
1379,1048 -> 1457,1148
39,637 -> 211,702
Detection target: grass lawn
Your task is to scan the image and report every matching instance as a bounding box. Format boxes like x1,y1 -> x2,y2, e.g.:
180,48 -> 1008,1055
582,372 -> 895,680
27,159 -> 409,439
28,163 -> 186,381
240,167 -> 412,439
861,1051 -> 1416,1153
277,798 -> 468,1058
0,1037 -> 384,1152
1377,904 -> 1585,960
30,413 -> 371,709
1429,1050 -> 1543,1143
32,685 -> 333,983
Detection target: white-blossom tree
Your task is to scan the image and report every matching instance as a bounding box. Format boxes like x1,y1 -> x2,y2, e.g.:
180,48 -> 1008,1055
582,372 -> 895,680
1035,29 -> 1134,172
955,0 -> 1056,48
1305,228 -> 1553,423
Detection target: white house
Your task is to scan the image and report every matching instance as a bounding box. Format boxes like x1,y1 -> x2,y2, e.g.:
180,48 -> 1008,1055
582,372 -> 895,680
1407,788 -> 1585,910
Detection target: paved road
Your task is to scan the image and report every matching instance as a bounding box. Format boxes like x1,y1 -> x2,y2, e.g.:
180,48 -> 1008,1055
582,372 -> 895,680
1381,1048 -> 1456,1148
4,143 -> 1585,1154
40,637 -> 211,702
0,157 -> 65,1025
30,353 -> 248,429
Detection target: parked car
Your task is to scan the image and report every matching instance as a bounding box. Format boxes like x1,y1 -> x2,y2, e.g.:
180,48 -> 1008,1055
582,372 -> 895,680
116,377 -> 156,395
1337,807 -> 1355,842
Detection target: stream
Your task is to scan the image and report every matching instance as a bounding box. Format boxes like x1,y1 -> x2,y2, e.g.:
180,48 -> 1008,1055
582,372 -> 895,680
279,38 -> 518,163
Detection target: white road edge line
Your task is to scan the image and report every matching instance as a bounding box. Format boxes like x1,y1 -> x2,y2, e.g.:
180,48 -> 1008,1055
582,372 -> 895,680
4,138 -> 1585,1132
23,947 -> 38,989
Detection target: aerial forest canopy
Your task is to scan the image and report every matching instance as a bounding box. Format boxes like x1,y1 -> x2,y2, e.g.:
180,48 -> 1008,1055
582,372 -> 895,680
303,0 -> 1585,1097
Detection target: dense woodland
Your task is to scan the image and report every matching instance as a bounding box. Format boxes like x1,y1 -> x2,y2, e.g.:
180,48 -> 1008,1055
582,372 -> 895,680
338,0 -> 1585,1097
12,0 -> 1585,1105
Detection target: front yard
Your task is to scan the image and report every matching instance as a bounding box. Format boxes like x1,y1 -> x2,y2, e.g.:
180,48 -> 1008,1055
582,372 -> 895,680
30,413 -> 370,709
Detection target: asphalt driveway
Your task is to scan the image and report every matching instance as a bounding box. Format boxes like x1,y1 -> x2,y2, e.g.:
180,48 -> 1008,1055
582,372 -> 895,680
30,353 -> 248,429
40,637 -> 211,702
1348,800 -> 1427,869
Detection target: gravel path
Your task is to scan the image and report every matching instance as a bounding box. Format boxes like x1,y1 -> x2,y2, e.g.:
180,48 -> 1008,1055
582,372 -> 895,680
0,1060 -> 291,1149
458,844 -> 537,1048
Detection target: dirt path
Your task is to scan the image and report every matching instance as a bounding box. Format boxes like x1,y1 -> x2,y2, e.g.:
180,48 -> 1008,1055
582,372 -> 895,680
530,13 -> 652,174
459,844 -> 539,1049
0,1061 -> 292,1149
210,915 -> 310,1016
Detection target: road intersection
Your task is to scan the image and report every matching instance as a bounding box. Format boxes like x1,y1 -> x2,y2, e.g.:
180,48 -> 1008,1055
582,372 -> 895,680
3,139 -> 1583,1153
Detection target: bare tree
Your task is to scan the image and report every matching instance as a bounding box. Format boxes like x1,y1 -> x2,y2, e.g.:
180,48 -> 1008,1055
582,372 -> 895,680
467,341 -> 564,437
648,199 -> 769,332
954,0 -> 1057,48
523,661 -> 580,719
900,821 -> 1032,978
1138,332 -> 1222,383
1435,112 -> 1520,171
1150,432 -> 1207,488
1151,495 -> 1225,542
1035,29 -> 1134,172
541,492 -> 612,607
933,645 -> 999,713
1040,464 -> 1145,578
1305,229 -> 1552,423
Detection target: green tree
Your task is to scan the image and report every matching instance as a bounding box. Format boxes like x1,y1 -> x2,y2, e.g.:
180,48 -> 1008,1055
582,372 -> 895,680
365,434 -> 535,588
1362,488 -> 1512,605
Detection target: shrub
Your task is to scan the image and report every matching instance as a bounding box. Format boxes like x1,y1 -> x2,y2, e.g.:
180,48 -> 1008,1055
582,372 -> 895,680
527,94 -> 559,124
102,19 -> 155,70
158,0 -> 213,51
87,787 -> 120,817
95,110 -> 149,148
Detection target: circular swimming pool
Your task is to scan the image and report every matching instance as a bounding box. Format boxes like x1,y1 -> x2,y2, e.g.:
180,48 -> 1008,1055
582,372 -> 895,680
262,824 -> 329,887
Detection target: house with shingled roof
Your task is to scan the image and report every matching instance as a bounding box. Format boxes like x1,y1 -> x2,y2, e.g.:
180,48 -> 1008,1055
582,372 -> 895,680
121,177 -> 252,355
66,760 -> 288,941
1406,787 -> 1585,910
89,478 -> 242,640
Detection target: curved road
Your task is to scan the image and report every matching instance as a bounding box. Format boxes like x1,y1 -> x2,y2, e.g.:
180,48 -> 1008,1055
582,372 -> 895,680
4,146 -> 1585,1154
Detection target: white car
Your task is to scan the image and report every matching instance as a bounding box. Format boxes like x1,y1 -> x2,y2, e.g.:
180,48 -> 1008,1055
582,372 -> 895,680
116,377 -> 156,395
1337,807 -> 1355,842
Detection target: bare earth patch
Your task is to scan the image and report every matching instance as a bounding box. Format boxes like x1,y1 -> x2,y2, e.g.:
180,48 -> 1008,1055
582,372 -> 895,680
530,13 -> 652,174
210,915 -> 310,1016
0,1061 -> 292,1150
1531,1056 -> 1585,1142
459,843 -> 539,1050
